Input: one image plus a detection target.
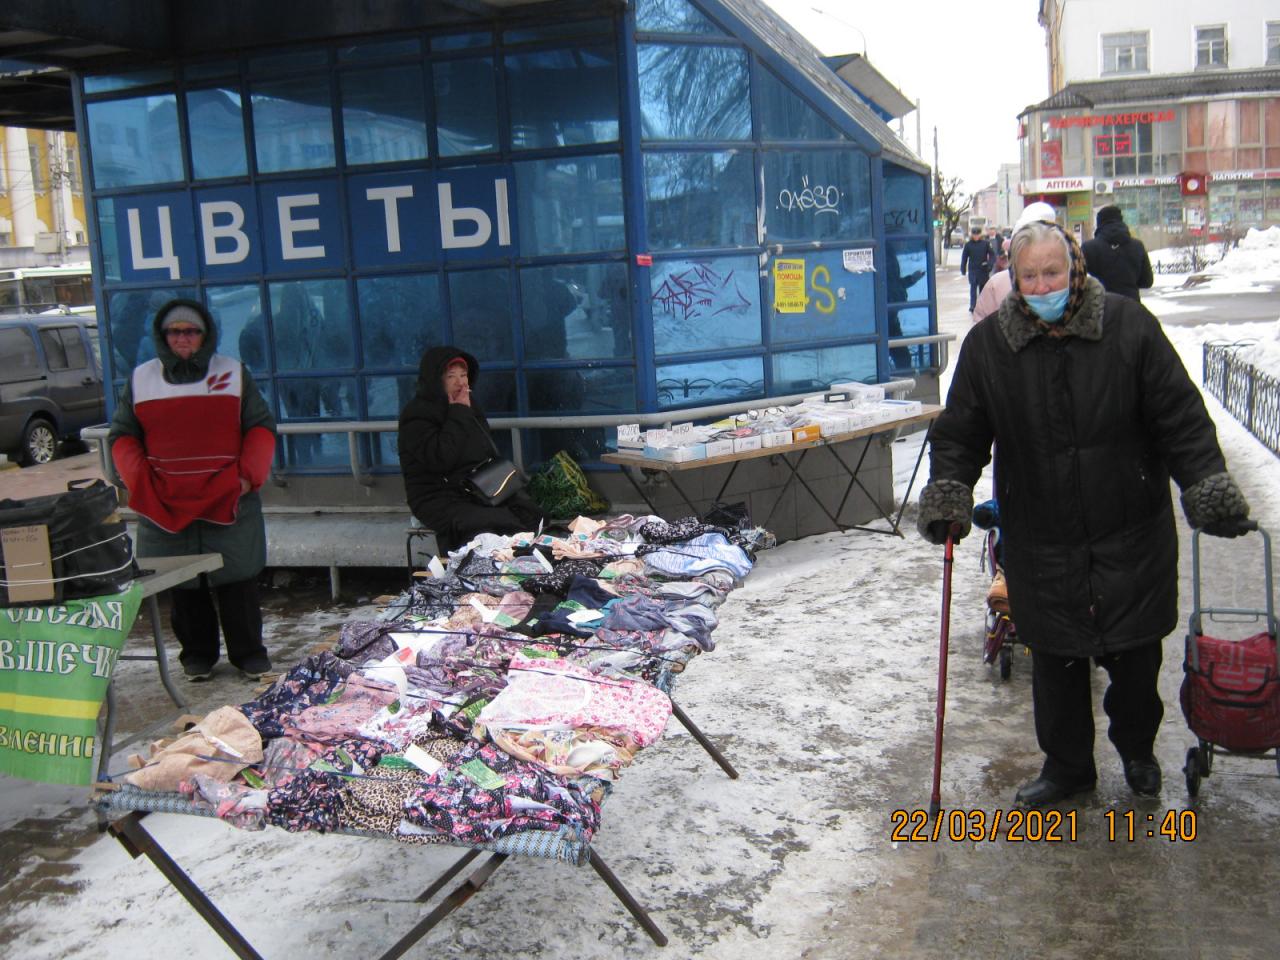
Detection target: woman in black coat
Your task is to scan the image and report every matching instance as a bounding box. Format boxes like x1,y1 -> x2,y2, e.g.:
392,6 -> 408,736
917,220 -> 1252,807
398,346 -> 545,551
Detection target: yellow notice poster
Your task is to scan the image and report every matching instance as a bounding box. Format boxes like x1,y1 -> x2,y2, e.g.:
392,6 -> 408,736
773,259 -> 808,313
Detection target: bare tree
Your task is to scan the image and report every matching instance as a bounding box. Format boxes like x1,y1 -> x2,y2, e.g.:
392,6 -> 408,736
933,172 -> 970,248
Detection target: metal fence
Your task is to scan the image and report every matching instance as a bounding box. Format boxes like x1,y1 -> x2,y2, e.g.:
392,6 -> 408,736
1203,340 -> 1280,459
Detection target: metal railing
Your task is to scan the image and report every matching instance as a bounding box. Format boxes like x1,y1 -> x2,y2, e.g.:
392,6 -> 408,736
1203,340 -> 1280,459
82,332 -> 955,485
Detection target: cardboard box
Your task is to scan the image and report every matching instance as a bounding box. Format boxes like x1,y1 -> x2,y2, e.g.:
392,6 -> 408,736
761,430 -> 795,448
733,435 -> 763,453
2,524 -> 55,603
830,380 -> 886,404
879,398 -> 923,419
792,424 -> 822,443
642,444 -> 706,463
704,439 -> 735,458
817,415 -> 853,437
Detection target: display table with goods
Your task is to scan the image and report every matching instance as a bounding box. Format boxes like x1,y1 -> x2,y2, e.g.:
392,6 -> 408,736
94,513 -> 769,955
603,388 -> 942,538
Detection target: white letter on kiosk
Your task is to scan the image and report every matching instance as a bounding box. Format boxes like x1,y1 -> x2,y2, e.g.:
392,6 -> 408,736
278,194 -> 326,260
200,201 -> 249,265
438,183 -> 491,249
494,178 -> 511,246
126,206 -> 180,279
366,185 -> 414,253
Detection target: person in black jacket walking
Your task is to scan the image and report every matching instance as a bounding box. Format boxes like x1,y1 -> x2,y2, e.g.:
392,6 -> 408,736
398,345 -> 545,552
917,220 -> 1252,808
959,226 -> 996,312
1082,205 -> 1154,301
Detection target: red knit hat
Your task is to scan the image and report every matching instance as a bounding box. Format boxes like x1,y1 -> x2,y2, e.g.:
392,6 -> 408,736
445,356 -> 468,370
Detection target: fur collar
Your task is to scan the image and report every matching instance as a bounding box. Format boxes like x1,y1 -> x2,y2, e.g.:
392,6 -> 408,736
996,276 -> 1106,352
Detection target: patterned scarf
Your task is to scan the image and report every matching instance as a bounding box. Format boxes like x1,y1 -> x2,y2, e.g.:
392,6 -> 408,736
1013,223 -> 1088,337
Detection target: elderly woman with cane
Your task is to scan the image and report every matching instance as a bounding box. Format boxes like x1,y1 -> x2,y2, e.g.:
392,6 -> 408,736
916,219 -> 1252,807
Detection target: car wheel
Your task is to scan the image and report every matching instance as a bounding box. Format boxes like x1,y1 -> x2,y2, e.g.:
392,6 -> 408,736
19,419 -> 58,466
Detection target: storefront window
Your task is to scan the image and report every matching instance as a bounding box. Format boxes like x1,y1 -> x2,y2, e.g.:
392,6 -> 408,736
886,240 -> 929,303
656,356 -> 763,408
86,95 -> 182,188
1237,183 -> 1264,225
636,0 -> 725,35
1207,100 -> 1236,170
882,166 -> 927,236
340,65 -> 429,165
251,76 -> 337,173
637,44 -> 750,141
105,286 -> 196,375
268,279 -> 353,371
520,262 -> 630,361
514,155 -> 625,255
650,255 -> 762,355
433,58 -> 499,156
506,46 -> 619,150
526,367 -> 635,414
356,273 -> 442,368
763,149 -> 872,243
449,269 -> 514,361
772,343 -> 876,393
206,284 -> 266,372
757,66 -> 841,142
187,88 -> 248,179
644,150 -> 756,249
889,306 -> 932,374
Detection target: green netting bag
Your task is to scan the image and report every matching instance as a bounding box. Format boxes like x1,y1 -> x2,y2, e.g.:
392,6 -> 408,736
527,450 -> 610,520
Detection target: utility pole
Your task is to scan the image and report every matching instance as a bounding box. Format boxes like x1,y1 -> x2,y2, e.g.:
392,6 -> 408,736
933,125 -> 944,266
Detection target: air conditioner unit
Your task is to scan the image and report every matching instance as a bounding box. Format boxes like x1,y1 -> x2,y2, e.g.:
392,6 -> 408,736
1095,181 -> 1114,195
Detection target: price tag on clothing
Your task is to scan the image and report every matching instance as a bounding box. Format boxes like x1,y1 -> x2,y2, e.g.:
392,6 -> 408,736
427,555 -> 446,579
532,547 -> 554,572
567,608 -> 604,626
403,743 -> 443,776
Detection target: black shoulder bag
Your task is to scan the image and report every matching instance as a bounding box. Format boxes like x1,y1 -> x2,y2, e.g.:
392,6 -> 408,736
462,427 -> 525,508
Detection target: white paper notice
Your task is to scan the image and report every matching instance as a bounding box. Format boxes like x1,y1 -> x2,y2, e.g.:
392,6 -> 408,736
842,248 -> 875,273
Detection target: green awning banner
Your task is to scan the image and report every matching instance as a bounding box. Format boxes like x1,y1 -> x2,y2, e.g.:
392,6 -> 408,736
0,584 -> 143,785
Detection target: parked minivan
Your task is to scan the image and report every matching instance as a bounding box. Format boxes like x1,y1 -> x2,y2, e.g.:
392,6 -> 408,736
0,313 -> 105,465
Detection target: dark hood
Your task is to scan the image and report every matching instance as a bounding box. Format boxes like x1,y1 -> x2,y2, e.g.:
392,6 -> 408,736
1095,220 -> 1132,246
416,345 -> 479,401
151,298 -> 219,384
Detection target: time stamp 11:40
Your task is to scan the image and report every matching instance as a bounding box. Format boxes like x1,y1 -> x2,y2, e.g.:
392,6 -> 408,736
890,808 -> 1199,843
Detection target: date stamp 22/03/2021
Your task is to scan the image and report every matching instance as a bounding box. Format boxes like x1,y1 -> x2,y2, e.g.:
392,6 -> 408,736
889,808 -> 1199,843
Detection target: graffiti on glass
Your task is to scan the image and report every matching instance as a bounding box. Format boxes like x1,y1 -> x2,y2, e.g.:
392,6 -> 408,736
777,176 -> 840,216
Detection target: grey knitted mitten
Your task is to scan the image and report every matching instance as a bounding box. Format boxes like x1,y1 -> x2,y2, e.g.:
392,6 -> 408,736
917,478 -> 974,544
1181,472 -> 1253,537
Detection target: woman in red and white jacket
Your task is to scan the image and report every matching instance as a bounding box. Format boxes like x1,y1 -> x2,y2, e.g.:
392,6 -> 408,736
109,299 -> 277,682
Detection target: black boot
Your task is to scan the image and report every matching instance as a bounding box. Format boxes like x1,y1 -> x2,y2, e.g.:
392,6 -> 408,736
1122,756 -> 1162,796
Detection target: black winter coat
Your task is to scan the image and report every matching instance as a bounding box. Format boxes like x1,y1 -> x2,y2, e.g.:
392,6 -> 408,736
928,278 -> 1226,657
1082,221 -> 1154,301
960,237 -> 996,280
397,347 -> 497,524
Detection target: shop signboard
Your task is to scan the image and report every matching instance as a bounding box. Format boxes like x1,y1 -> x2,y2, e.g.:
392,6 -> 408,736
1019,177 -> 1094,195
0,585 -> 143,786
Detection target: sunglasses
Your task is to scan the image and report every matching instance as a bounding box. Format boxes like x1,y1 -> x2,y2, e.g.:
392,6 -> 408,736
165,327 -> 203,339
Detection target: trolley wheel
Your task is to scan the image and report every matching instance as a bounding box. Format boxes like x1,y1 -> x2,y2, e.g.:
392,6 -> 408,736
1199,740 -> 1213,776
999,645 -> 1013,681
1184,747 -> 1202,798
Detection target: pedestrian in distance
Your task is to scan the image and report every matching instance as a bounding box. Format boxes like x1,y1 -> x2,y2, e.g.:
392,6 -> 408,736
109,299 -> 277,682
917,219 -> 1252,808
1083,204 -> 1154,302
971,202 -> 1058,323
959,226 -> 997,313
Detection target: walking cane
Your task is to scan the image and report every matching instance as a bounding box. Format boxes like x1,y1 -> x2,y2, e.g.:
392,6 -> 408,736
929,522 -> 962,817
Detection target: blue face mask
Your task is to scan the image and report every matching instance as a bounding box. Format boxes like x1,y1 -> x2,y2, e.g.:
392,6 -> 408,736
1023,287 -> 1069,322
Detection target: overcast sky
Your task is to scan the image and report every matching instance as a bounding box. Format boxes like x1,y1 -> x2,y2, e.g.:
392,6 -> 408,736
763,0 -> 1049,193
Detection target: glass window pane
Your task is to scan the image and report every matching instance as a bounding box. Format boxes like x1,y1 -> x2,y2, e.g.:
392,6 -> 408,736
521,262 -> 631,361
527,367 -> 634,415
764,149 -> 872,242
656,356 -> 763,409
268,279 -> 354,371
886,240 -> 930,303
507,47 -> 619,150
504,19 -> 612,44
341,65 -> 429,165
105,287 -> 197,376
188,88 -> 248,179
449,269 -> 513,361
768,249 -> 875,344
338,39 -> 421,62
889,306 -> 933,374
251,76 -> 336,173
38,329 -> 69,370
644,150 -> 756,250
367,373 -> 418,467
276,383 -> 358,467
514,155 -> 625,255
185,61 -> 237,83
206,284 -> 267,373
356,273 -> 443,368
772,344 -> 876,394
86,95 -> 182,188
651,255 -> 762,355
638,44 -> 750,140
434,58 -> 498,156
248,50 -> 329,75
636,0 -> 725,36
432,32 -> 492,52
883,165 -> 928,235
757,67 -> 841,141
83,70 -> 173,94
